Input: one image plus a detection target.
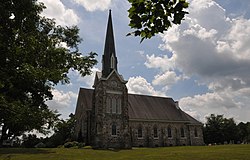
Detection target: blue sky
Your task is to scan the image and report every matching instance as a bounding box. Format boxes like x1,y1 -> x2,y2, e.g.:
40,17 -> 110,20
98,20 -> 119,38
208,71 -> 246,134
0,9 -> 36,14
40,0 -> 250,123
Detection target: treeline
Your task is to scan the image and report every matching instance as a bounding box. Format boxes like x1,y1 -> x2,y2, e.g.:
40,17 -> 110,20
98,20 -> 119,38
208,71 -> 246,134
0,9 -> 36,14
203,114 -> 250,145
17,113 -> 77,148
4,113 -> 250,148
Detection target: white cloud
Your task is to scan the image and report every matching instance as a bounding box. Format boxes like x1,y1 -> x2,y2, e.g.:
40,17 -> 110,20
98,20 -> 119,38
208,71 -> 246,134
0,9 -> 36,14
142,0 -> 250,122
127,76 -> 165,97
180,88 -> 250,122
152,71 -> 181,91
39,0 -> 79,26
46,89 -> 78,118
73,0 -> 112,12
145,54 -> 176,72
160,0 -> 250,88
76,67 -> 100,88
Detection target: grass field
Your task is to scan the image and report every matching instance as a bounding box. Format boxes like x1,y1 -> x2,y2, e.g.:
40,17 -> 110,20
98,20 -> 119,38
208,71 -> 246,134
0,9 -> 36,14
0,144 -> 249,160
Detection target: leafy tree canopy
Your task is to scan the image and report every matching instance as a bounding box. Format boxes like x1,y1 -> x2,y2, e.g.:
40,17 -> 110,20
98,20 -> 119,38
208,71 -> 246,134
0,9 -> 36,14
127,0 -> 189,42
45,113 -> 76,147
203,114 -> 239,144
0,0 -> 97,145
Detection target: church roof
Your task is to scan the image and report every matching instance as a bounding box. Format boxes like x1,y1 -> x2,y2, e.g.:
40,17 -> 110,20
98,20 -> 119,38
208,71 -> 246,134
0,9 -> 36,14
94,71 -> 127,86
76,88 -> 202,125
77,88 -> 93,111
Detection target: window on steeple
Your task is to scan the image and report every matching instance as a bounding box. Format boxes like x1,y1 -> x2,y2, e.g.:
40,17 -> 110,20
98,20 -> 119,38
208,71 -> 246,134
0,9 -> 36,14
111,53 -> 115,69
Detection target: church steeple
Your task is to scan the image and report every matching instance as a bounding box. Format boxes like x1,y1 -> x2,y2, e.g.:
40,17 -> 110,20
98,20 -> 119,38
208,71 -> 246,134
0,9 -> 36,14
102,10 -> 118,78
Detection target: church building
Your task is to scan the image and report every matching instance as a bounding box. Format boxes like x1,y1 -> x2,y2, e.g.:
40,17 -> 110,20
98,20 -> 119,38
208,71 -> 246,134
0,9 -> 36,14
74,10 -> 204,149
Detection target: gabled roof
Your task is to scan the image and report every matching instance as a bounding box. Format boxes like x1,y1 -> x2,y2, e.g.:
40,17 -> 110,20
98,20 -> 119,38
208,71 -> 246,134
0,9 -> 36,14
128,94 -> 187,122
94,71 -> 127,85
76,88 -> 201,125
76,88 -> 93,111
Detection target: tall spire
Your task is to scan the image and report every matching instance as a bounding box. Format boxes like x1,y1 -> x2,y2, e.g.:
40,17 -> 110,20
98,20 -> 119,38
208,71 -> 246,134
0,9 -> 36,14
102,10 -> 118,78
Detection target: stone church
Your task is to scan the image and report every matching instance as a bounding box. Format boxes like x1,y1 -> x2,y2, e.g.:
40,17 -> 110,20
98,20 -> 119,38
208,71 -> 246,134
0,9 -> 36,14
74,11 -> 204,148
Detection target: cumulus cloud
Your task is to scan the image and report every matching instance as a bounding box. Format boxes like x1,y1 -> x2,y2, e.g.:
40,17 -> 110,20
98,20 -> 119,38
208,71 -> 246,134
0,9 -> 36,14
160,0 -> 250,90
144,0 -> 250,122
73,0 -> 112,12
152,71 -> 182,91
76,67 -> 101,88
46,89 -> 78,118
145,54 -> 176,72
180,88 -> 250,122
127,76 -> 165,96
39,0 -> 79,26
144,54 -> 181,90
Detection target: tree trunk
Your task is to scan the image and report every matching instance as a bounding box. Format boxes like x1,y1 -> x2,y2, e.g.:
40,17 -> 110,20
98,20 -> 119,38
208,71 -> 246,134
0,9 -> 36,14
0,125 -> 8,147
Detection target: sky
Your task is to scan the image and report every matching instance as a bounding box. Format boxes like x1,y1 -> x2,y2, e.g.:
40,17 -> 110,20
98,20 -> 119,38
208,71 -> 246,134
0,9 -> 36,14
40,0 -> 250,123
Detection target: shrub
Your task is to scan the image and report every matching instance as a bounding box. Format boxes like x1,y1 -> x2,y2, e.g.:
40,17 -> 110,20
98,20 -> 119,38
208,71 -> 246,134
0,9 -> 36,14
83,145 -> 92,149
63,141 -> 79,148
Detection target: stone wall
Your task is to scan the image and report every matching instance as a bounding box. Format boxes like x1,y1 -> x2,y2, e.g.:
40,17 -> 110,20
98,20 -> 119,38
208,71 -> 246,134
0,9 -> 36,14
74,90 -> 89,144
91,71 -> 131,149
129,120 -> 204,147
187,125 -> 204,146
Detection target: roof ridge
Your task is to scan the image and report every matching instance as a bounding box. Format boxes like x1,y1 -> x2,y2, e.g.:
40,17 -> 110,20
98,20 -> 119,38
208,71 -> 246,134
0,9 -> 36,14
128,92 -> 173,99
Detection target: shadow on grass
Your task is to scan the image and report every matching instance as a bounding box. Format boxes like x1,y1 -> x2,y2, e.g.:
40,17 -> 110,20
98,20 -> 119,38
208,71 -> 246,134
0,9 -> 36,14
0,148 -> 55,155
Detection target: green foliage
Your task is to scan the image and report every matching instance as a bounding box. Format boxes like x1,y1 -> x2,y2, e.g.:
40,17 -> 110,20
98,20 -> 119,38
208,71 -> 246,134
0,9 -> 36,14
203,114 -> 244,144
127,0 -> 189,42
62,141 -> 84,149
45,113 -> 76,147
22,134 -> 41,148
0,0 -> 97,145
237,122 -> 250,143
1,145 -> 250,160
83,145 -> 93,149
63,141 -> 80,148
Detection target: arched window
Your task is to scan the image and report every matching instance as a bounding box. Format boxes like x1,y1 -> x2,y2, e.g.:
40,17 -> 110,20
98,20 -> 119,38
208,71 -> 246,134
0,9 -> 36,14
111,53 -> 115,69
153,126 -> 158,138
112,124 -> 117,136
106,97 -> 111,113
112,98 -> 116,113
117,98 -> 121,114
138,125 -> 143,138
181,127 -> 185,137
194,127 -> 198,137
167,126 -> 172,138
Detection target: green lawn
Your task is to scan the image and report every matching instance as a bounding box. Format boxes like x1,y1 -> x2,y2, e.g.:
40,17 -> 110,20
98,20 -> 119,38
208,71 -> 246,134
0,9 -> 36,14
0,144 -> 249,160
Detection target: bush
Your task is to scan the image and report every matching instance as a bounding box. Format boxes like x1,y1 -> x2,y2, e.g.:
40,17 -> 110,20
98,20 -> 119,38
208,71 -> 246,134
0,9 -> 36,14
63,141 -> 79,148
22,134 -> 41,148
35,142 -> 46,148
78,143 -> 85,149
83,145 -> 92,149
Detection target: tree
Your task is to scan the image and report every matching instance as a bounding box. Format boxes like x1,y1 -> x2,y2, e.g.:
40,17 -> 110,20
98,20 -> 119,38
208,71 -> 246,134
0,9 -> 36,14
203,114 -> 238,144
45,113 -> 76,147
21,134 -> 41,148
0,0 -> 97,146
222,118 -> 238,144
127,0 -> 189,42
238,122 -> 250,143
203,114 -> 224,144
